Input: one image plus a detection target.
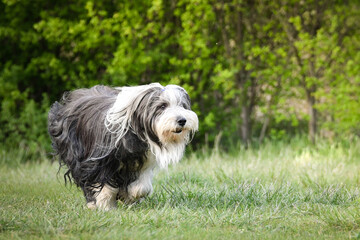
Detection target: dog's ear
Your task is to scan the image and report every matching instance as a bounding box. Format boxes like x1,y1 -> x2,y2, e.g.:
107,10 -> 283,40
130,87 -> 162,146
105,84 -> 163,146
178,87 -> 192,109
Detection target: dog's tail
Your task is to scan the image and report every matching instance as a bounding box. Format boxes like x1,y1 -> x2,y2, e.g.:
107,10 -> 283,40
48,101 -> 61,136
48,101 -> 64,155
48,100 -> 75,183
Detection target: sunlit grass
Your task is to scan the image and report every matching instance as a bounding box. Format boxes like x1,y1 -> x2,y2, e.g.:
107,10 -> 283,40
1,138 -> 360,239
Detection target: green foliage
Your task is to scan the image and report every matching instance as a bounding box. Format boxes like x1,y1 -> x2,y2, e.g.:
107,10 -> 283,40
0,64 -> 51,161
0,0 -> 360,162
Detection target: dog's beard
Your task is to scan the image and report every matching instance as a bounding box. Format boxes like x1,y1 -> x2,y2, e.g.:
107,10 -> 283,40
149,107 -> 198,168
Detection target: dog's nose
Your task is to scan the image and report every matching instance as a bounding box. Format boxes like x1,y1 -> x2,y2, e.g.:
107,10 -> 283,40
177,118 -> 187,127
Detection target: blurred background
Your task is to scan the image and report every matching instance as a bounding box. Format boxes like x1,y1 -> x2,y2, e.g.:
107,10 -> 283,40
0,0 -> 359,163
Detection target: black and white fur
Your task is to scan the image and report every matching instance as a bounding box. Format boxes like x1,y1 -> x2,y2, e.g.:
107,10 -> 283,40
48,83 -> 198,210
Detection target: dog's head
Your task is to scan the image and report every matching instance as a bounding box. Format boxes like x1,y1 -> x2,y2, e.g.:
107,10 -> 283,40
106,83 -> 198,150
151,84 -> 198,146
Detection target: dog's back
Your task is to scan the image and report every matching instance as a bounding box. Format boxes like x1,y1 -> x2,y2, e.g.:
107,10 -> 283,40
48,85 -> 119,140
48,85 -> 119,182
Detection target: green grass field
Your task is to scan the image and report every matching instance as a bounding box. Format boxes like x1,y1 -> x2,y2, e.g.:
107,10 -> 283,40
1,138 -> 360,239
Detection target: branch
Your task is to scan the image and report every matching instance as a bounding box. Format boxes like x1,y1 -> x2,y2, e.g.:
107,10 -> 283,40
276,12 -> 306,88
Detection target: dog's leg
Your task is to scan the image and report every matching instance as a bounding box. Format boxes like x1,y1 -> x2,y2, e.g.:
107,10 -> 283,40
127,156 -> 157,202
87,184 -> 119,211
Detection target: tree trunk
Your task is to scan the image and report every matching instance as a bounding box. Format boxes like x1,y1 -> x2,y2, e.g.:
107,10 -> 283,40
259,79 -> 280,143
238,75 -> 257,148
306,90 -> 317,144
259,116 -> 270,144
241,103 -> 251,148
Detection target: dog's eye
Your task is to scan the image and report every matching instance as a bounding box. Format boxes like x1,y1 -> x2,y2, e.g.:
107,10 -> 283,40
159,104 -> 167,110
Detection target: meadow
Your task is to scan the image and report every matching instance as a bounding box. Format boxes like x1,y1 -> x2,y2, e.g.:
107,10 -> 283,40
1,138 -> 360,239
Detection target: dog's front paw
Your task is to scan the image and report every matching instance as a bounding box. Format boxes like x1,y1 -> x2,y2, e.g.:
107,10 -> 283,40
88,184 -> 119,211
127,180 -> 153,202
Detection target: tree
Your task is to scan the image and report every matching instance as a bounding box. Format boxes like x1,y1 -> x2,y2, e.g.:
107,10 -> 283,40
1,0 -> 360,159
274,0 -> 357,143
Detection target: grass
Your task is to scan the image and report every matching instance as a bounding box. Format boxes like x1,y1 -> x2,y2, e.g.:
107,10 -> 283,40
1,137 -> 360,239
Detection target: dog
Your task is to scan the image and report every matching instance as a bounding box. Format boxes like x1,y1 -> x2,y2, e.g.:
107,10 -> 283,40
48,83 -> 198,210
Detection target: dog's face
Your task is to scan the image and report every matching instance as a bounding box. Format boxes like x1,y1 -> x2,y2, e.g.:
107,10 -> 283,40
106,83 -> 198,149
152,85 -> 198,145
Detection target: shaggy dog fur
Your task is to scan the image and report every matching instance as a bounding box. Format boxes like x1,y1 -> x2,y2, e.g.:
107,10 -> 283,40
48,83 -> 198,210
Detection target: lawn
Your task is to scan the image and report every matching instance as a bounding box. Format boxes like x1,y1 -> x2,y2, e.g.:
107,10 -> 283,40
1,138 -> 360,239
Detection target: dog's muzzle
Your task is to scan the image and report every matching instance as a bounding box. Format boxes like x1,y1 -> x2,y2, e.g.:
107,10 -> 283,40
173,117 -> 187,133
